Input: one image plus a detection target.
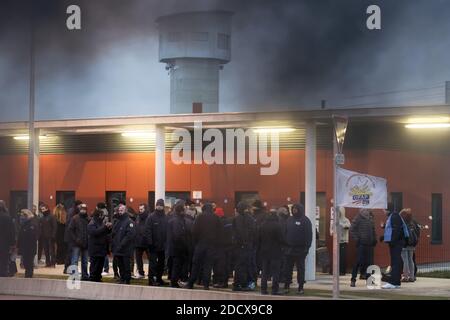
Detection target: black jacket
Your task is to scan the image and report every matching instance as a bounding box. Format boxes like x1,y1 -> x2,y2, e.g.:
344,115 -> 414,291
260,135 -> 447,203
0,212 -> 15,252
232,212 -> 256,248
17,219 -> 38,256
167,212 -> 189,257
40,211 -> 57,239
192,211 -> 221,247
387,211 -> 406,247
259,214 -> 284,259
350,211 -> 377,246
217,216 -> 233,248
111,213 -> 136,257
134,211 -> 150,248
64,207 -> 76,243
69,213 -> 89,249
285,211 -> 313,255
144,209 -> 168,252
87,216 -> 111,257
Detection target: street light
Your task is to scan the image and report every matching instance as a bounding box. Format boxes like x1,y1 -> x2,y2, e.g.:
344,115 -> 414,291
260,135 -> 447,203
332,115 -> 348,299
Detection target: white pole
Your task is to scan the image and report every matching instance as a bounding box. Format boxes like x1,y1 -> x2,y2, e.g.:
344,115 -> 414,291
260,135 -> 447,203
305,121 -> 316,281
155,125 -> 166,204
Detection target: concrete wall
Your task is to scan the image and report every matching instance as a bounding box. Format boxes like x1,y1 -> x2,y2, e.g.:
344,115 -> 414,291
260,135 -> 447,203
0,278 -> 303,300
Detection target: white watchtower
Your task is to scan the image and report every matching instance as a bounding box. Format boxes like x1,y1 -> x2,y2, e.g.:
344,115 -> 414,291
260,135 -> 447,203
157,11 -> 232,114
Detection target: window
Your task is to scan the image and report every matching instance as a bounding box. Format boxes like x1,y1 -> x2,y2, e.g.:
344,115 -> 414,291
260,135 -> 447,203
192,32 -> 208,41
168,32 -> 181,42
235,191 -> 259,208
106,191 -> 126,215
56,191 -> 75,210
389,192 -> 403,213
165,191 -> 190,208
431,193 -> 443,244
217,33 -> 230,50
192,102 -> 203,113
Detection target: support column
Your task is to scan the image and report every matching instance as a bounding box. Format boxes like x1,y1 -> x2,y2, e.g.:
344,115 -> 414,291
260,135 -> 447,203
155,125 -> 166,204
305,121 -> 317,281
446,81 -> 450,104
27,128 -> 40,210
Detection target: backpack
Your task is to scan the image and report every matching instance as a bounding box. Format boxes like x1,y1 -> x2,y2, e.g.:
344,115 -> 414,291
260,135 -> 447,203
406,223 -> 418,247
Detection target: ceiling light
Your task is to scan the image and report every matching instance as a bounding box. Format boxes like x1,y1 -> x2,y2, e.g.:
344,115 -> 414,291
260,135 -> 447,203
405,123 -> 450,129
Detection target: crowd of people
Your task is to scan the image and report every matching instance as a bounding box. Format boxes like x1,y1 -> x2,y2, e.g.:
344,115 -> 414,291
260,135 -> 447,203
0,198 -> 313,295
0,196 -> 423,293
346,205 -> 421,289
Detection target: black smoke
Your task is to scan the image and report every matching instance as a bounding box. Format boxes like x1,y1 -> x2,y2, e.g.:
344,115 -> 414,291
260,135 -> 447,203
1,0 -> 449,121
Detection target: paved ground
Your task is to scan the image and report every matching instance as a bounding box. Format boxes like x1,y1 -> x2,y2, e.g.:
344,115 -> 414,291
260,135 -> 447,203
10,261 -> 450,300
0,295 -> 69,300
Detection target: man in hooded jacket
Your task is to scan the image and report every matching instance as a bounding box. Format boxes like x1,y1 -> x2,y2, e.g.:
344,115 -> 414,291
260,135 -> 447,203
185,202 -> 221,290
145,199 -> 168,286
283,203 -> 312,295
167,200 -> 189,288
232,201 -> 256,291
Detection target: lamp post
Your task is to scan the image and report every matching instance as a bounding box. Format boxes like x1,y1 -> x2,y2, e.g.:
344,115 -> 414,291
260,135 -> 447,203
27,3 -> 37,211
332,115 -> 348,299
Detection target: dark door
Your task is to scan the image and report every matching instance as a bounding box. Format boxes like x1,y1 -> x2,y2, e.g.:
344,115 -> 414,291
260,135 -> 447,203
165,191 -> 190,208
9,190 -> 28,221
56,191 -> 76,210
148,191 -> 155,212
106,191 -> 126,215
235,191 -> 259,208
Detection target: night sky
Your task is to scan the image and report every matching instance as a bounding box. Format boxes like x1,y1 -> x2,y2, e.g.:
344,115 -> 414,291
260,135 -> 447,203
1,0 -> 450,121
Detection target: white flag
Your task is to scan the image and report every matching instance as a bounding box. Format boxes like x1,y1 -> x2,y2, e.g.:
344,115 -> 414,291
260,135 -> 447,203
336,167 -> 387,209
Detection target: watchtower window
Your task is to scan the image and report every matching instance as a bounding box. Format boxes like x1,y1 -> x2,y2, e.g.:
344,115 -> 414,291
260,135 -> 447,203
192,32 -> 208,41
168,32 -> 181,42
217,33 -> 230,50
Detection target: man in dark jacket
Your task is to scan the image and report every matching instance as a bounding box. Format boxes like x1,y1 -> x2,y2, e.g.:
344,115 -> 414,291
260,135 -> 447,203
167,200 -> 189,288
39,204 -> 57,267
0,200 -> 16,277
134,203 -> 150,279
212,207 -> 233,288
185,202 -> 221,290
182,200 -> 196,283
17,209 -> 38,278
381,205 -> 407,289
259,207 -> 284,295
69,203 -> 90,280
284,203 -> 312,294
277,206 -> 290,283
350,209 -> 377,287
232,201 -> 256,291
251,200 -> 266,285
88,209 -> 112,282
64,200 -> 82,274
145,199 -> 168,286
111,204 -> 136,284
